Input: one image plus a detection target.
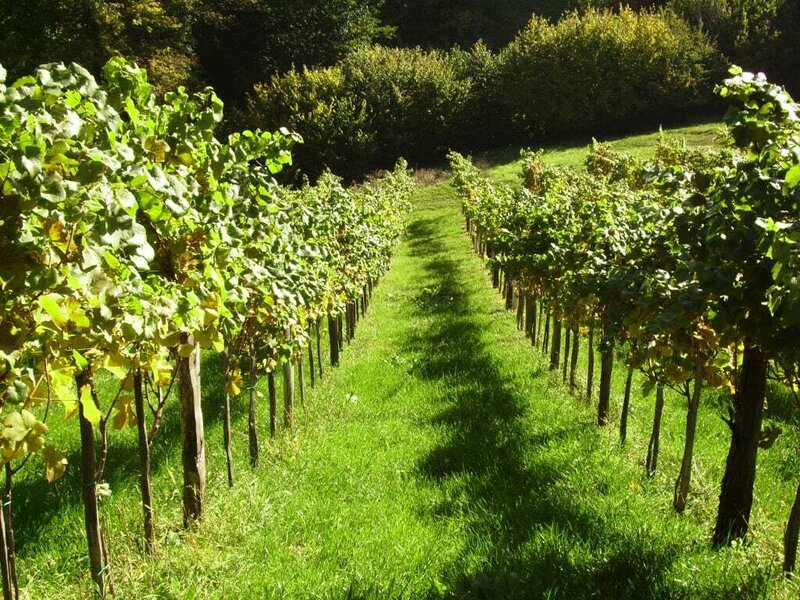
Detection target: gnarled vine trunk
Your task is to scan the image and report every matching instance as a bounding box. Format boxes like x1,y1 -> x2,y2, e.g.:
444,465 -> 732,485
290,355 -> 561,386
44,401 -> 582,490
75,369 -> 112,597
674,368 -> 703,513
619,365 -> 634,445
713,345 -> 767,546
268,372 -> 277,438
328,316 -> 340,366
646,385 -> 665,477
569,327 -> 579,393
549,318 -> 561,370
0,477 -> 14,600
784,481 -> 800,576
283,358 -> 294,429
248,354 -> 258,469
597,338 -> 614,426
221,352 -> 235,484
586,327 -> 595,403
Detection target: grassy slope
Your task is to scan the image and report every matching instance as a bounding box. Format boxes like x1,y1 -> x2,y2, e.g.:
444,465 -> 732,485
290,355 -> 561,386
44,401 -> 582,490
15,124 -> 800,598
479,121 -> 724,184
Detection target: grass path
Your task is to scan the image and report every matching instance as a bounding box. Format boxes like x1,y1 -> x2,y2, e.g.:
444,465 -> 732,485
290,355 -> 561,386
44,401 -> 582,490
23,174 -> 798,599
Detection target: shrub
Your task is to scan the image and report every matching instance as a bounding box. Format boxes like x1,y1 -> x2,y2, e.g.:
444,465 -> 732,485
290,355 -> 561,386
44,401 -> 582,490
248,46 -> 472,179
669,0 -> 800,93
496,7 -> 724,140
341,46 -> 472,165
248,66 -> 373,180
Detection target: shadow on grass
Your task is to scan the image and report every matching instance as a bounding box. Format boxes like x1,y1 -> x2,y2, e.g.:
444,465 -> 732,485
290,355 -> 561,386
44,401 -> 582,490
404,214 -> 679,599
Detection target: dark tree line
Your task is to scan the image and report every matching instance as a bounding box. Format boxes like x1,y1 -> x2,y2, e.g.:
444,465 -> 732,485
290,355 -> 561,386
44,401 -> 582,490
1,1 -> 797,109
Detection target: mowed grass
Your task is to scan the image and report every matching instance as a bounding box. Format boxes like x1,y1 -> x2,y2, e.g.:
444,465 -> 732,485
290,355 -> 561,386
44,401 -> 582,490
13,124 -> 800,599
477,120 -> 723,185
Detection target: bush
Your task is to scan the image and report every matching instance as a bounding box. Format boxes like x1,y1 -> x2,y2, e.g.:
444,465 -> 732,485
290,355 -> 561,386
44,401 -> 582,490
668,0 -> 800,93
247,8 -> 726,180
248,66 -> 373,180
248,46 -> 472,179
496,7 -> 724,140
341,46 -> 472,165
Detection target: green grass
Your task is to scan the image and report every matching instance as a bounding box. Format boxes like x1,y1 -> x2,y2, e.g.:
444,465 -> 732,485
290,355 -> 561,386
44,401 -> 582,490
13,124 -> 800,598
476,120 -> 723,186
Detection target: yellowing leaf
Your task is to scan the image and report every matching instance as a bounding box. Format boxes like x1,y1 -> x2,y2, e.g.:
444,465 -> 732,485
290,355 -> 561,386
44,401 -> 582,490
78,385 -> 102,426
38,295 -> 68,327
63,400 -> 79,420
225,369 -> 243,397
64,299 -> 91,329
202,306 -> 219,327
42,446 -> 67,482
101,352 -> 131,381
112,396 -> 137,430
148,353 -> 173,387
177,343 -> 195,358
27,373 -> 50,406
49,365 -> 78,415
2,411 -> 29,443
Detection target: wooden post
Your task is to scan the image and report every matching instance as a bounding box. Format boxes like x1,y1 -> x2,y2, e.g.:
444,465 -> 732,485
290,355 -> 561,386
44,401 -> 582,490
75,370 -> 111,597
248,354 -> 258,469
178,335 -> 206,527
268,372 -> 277,438
283,358 -> 295,430
133,371 -> 155,553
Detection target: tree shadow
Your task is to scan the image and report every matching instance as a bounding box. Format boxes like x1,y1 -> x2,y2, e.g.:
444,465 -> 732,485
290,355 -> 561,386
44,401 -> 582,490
404,211 -> 680,599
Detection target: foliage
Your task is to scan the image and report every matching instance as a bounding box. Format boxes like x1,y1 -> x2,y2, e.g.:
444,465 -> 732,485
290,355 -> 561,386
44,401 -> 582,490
195,0 -> 388,104
496,7 -> 723,140
381,0 -> 573,49
668,0 -> 800,92
249,46 -> 472,180
0,56 -> 413,594
341,46 -> 472,166
0,0 -> 199,94
449,66 -> 800,552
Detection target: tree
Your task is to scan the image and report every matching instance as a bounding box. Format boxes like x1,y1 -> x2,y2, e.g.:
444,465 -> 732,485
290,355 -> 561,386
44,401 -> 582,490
0,0 -> 199,93
194,0 -> 387,104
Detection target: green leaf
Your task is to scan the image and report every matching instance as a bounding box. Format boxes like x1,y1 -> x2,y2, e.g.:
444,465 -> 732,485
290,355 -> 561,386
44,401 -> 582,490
72,349 -> 89,371
786,163 -> 800,189
38,295 -> 68,327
